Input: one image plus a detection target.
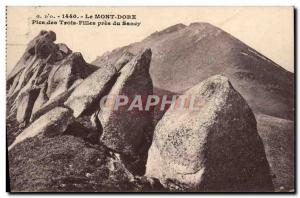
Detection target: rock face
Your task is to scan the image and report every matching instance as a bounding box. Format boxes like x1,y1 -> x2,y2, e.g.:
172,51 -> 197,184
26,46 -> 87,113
7,31 -> 59,98
7,30 -> 97,146
146,75 -> 274,192
65,64 -> 117,118
7,30 -> 97,121
98,48 -> 154,174
46,52 -> 95,100
8,107 -> 74,151
30,80 -> 81,122
16,88 -> 40,123
7,31 -> 57,88
31,83 -> 49,116
114,51 -> 134,71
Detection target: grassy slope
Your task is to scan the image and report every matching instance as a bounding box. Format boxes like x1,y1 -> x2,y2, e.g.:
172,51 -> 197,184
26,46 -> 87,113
256,114 -> 294,192
8,135 -> 133,192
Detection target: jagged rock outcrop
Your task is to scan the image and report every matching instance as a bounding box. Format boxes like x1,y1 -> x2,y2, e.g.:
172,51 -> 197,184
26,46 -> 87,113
8,31 -> 56,85
146,75 -> 274,192
8,31 -> 59,97
98,48 -> 154,175
7,31 -> 98,147
7,30 -> 97,124
8,107 -> 74,151
65,64 -> 117,118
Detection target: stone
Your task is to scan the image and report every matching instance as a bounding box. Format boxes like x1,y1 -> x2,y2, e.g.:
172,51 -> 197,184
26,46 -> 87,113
65,64 -> 117,118
7,31 -> 80,100
7,30 -> 67,99
9,107 -> 74,151
31,83 -> 49,116
98,48 -> 153,174
30,80 -> 81,122
46,52 -> 94,100
146,75 -> 274,192
114,51 -> 134,71
34,37 -> 57,59
57,43 -> 72,55
56,43 -> 72,61
132,176 -> 164,192
16,88 -> 40,123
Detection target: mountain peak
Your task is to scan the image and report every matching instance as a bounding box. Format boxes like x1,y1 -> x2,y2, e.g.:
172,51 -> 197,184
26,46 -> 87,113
93,22 -> 293,121
189,22 -> 213,27
148,23 -> 187,38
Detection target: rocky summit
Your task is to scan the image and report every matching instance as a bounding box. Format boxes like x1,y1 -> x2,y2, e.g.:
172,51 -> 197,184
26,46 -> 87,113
7,23 -> 294,192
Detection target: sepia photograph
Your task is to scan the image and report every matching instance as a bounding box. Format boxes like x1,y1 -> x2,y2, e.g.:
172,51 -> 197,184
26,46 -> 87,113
6,6 -> 295,193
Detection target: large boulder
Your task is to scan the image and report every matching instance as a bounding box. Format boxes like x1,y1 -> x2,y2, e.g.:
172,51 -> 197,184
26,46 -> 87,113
8,107 -> 74,151
65,64 -> 117,118
98,48 -> 153,174
146,75 -> 274,192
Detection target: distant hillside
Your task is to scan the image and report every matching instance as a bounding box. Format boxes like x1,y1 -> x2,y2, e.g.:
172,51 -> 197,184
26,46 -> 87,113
93,23 -> 294,121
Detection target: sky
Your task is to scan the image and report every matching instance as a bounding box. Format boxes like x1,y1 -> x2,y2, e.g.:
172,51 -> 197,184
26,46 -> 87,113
6,6 -> 294,73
